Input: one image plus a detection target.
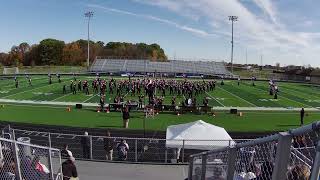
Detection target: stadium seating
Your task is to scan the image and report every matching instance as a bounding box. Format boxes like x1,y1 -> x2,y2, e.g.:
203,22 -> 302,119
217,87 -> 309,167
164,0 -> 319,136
90,58 -> 232,76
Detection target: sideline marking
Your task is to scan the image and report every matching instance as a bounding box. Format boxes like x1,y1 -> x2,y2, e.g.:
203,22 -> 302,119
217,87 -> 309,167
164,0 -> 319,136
218,86 -> 257,107
205,92 -> 225,107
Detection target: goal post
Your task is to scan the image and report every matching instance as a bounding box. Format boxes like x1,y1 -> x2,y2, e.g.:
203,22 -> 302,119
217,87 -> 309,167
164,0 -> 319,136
3,67 -> 19,75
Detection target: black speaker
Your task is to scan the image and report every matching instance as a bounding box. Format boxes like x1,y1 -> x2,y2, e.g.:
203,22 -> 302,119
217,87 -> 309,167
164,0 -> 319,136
76,104 -> 82,109
230,108 -> 237,114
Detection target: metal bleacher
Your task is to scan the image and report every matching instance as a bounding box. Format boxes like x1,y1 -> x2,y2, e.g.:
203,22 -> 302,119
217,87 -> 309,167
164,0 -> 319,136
90,58 -> 232,76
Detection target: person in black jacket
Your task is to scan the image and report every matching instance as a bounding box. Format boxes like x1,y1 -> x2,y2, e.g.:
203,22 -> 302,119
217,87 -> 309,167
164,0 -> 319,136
62,157 -> 78,180
300,108 -> 305,126
80,131 -> 91,159
122,106 -> 130,128
104,131 -> 114,160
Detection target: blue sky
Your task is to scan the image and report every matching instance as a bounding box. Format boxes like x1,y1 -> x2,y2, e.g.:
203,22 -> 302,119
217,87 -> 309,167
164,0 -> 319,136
0,0 -> 320,67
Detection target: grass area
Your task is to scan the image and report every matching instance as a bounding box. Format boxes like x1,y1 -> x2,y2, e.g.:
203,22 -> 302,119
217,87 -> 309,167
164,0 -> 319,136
230,68 -> 276,79
0,75 -> 319,132
2,66 -> 86,75
0,76 -> 320,108
0,104 -> 319,132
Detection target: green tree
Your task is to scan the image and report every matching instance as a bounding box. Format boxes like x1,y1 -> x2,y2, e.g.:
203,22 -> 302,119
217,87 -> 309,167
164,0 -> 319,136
38,39 -> 65,65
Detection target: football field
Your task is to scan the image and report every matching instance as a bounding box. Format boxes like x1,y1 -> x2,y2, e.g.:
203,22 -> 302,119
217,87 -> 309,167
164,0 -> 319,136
0,75 -> 319,132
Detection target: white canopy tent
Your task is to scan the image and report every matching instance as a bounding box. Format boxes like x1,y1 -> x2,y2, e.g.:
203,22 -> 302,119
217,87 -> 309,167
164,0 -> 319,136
166,120 -> 235,150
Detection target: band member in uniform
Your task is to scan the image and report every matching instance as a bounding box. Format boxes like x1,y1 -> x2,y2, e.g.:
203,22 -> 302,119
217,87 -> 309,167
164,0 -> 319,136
73,82 -> 77,94
100,95 -> 105,112
221,78 -> 224,85
63,84 -> 67,94
57,73 -> 61,83
15,79 -> 19,88
28,77 -> 32,86
138,95 -> 143,109
251,76 -> 256,86
48,73 -> 52,84
78,80 -> 82,91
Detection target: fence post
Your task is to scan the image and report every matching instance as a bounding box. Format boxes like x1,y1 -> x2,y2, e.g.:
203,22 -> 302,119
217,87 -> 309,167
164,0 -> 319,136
135,139 -> 138,162
47,148 -> 54,180
90,135 -> 93,160
58,150 -> 64,180
226,147 -> 237,180
165,149 -> 167,163
12,140 -> 22,180
188,156 -> 194,180
182,140 -> 185,163
271,132 -> 292,180
48,132 -> 52,148
12,129 -> 15,140
310,140 -> 320,180
201,153 -> 207,180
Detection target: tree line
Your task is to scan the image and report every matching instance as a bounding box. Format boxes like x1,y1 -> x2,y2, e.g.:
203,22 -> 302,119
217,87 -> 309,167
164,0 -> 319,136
0,39 -> 167,66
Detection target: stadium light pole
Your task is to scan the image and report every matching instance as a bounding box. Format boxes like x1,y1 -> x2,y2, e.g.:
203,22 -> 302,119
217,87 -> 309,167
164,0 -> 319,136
229,16 -> 238,75
85,11 -> 94,69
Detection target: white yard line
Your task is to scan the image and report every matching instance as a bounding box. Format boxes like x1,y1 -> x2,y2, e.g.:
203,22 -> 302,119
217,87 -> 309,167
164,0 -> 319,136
0,99 -> 98,107
205,92 -> 225,107
250,85 -> 311,108
82,93 -> 99,103
280,86 -> 320,100
51,92 -> 73,101
0,98 -> 318,111
0,77 -> 48,89
2,78 -> 72,99
218,87 -> 258,107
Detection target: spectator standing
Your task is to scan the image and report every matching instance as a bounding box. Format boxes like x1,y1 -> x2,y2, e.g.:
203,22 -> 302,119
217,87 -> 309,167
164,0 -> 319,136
300,108 -> 305,126
61,144 -> 73,159
62,157 -> 78,180
80,132 -> 91,159
122,106 -> 130,128
104,131 -> 114,161
117,139 -> 129,161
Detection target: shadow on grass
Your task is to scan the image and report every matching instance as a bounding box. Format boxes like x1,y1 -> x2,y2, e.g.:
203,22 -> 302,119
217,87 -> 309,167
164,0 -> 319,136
97,125 -> 122,128
276,124 -> 300,127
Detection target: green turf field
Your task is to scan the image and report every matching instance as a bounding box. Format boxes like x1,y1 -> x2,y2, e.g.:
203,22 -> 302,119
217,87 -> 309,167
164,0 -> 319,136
0,75 -> 319,132
0,104 -> 319,132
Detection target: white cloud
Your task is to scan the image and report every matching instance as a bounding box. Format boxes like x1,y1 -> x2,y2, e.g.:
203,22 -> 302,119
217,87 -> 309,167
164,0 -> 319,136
132,0 -> 320,66
87,4 -> 216,37
252,0 -> 278,25
302,20 -> 313,27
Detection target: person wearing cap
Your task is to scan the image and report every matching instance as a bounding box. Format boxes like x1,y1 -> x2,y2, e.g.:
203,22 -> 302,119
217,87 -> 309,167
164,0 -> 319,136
61,144 -> 73,159
80,132 -> 91,159
62,157 -> 78,180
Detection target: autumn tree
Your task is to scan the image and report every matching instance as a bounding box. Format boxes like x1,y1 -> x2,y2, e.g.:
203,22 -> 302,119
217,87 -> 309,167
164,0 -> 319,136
62,42 -> 85,65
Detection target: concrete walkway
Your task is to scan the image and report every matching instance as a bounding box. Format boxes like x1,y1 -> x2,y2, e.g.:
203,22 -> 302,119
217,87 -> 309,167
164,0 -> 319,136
73,160 -> 188,180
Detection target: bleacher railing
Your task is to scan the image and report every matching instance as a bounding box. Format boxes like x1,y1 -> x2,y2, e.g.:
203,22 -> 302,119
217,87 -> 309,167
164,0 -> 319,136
1,127 -> 248,164
0,135 -> 62,180
188,121 -> 320,180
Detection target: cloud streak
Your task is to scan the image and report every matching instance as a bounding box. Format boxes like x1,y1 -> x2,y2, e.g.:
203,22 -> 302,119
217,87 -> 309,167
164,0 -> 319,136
87,4 -> 217,38
133,0 -> 320,66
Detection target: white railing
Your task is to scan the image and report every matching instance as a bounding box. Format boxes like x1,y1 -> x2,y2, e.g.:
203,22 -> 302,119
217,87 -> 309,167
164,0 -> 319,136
1,126 -> 249,164
0,135 -> 62,180
188,121 -> 320,180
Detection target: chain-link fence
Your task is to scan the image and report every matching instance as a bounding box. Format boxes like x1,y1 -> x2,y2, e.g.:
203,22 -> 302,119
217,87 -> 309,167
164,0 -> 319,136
1,127 -> 248,164
188,121 -> 320,180
0,135 -> 62,180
